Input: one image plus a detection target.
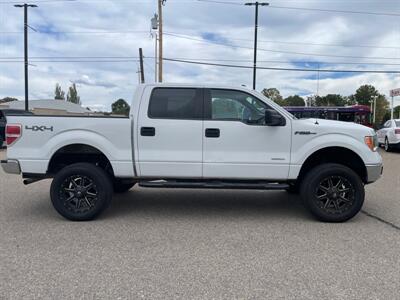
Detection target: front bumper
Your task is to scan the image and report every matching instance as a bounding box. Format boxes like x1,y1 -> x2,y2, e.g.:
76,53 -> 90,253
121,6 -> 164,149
1,159 -> 21,174
366,163 -> 383,183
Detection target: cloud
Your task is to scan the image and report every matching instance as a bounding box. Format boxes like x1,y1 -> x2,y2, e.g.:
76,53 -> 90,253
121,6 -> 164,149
72,75 -> 117,89
1,0 -> 400,110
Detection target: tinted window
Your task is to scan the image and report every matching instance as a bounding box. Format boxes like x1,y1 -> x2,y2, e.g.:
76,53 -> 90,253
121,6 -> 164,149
395,121 -> 400,127
149,88 -> 201,119
209,89 -> 269,124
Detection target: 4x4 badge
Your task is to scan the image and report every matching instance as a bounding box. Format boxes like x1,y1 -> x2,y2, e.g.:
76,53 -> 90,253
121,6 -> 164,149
25,125 -> 53,132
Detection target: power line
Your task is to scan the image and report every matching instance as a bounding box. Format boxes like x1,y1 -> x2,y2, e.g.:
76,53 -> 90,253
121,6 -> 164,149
4,55 -> 400,67
164,32 -> 400,60
196,0 -> 400,17
2,28 -> 399,51
163,57 -> 400,74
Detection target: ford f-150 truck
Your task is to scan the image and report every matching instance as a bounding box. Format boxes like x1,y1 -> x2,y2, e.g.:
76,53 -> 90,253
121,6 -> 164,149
1,84 -> 383,222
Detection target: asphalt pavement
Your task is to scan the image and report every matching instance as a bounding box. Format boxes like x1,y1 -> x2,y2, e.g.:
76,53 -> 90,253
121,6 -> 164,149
0,149 -> 399,299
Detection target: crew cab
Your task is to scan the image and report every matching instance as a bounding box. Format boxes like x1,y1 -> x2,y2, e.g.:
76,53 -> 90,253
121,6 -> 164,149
1,84 -> 383,222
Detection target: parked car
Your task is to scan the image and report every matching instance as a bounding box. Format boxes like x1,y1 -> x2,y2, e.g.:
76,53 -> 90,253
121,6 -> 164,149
1,84 -> 383,222
377,119 -> 400,151
0,109 -> 33,147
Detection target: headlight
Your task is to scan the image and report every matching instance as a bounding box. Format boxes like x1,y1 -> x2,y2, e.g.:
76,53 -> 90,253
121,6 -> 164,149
364,135 -> 378,152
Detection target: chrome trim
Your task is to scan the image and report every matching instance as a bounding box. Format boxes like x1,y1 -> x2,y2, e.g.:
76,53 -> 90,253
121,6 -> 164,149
1,159 -> 21,174
366,163 -> 383,183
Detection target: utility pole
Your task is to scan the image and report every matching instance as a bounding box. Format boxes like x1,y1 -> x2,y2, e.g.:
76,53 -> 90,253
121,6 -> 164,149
14,3 -> 37,111
245,2 -> 269,90
151,14 -> 158,83
373,96 -> 377,125
139,48 -> 145,84
158,0 -> 166,83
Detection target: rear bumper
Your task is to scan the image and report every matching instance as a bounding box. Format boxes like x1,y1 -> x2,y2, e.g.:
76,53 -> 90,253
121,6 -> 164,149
366,163 -> 383,183
1,159 -> 21,174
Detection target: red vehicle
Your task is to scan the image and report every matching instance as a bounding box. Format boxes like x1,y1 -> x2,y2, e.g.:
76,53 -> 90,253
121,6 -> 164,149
284,105 -> 372,127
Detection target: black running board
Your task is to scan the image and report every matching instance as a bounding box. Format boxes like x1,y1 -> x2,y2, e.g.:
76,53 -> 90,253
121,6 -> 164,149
139,180 -> 289,190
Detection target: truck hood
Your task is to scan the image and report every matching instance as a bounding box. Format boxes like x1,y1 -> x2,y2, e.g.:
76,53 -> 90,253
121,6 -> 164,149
293,118 -> 376,141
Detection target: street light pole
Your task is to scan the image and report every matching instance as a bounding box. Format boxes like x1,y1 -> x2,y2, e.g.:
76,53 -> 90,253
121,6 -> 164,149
245,2 -> 269,90
14,3 -> 37,111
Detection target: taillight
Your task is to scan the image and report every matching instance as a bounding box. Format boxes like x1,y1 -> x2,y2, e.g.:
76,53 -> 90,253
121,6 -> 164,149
395,129 -> 400,135
6,124 -> 22,146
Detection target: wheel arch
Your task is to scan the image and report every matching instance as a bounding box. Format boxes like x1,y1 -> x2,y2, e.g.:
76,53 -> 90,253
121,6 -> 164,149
297,146 -> 368,184
47,143 -> 114,176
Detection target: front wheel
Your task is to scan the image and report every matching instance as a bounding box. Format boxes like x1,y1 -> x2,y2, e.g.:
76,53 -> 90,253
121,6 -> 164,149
300,163 -> 365,222
50,163 -> 113,221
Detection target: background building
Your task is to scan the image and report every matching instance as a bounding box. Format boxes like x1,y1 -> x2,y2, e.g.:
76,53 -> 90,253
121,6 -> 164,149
0,100 -> 90,115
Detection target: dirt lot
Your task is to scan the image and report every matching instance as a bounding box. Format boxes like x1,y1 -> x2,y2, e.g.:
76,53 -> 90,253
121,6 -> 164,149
0,149 -> 399,299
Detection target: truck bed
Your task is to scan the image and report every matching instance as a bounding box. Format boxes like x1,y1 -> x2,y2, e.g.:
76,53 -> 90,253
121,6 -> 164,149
5,115 -> 134,177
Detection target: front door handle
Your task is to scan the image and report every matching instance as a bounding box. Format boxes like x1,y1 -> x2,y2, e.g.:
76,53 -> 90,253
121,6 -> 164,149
205,128 -> 220,138
141,127 -> 156,136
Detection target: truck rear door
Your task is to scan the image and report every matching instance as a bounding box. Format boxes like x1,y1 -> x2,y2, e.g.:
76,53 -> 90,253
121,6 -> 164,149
137,87 -> 203,178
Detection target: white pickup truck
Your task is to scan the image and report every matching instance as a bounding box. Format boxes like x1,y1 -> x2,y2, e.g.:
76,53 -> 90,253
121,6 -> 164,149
1,84 -> 383,222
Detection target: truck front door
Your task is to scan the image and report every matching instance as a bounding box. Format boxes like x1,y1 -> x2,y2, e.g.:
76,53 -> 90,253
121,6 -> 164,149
202,89 -> 291,180
137,87 -> 203,178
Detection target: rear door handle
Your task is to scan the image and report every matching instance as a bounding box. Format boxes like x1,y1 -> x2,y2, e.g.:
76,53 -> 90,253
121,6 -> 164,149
205,128 -> 220,138
141,127 -> 156,136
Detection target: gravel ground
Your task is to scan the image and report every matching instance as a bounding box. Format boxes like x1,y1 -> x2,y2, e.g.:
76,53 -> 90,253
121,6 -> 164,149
0,149 -> 399,299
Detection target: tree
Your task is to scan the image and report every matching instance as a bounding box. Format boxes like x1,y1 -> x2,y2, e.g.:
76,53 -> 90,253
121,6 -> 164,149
394,105 -> 400,119
112,99 -> 130,116
374,94 -> 390,125
261,88 -> 285,106
67,83 -> 81,104
315,94 -> 346,106
0,97 -> 18,103
54,83 -> 65,100
285,95 -> 305,106
351,85 -> 379,106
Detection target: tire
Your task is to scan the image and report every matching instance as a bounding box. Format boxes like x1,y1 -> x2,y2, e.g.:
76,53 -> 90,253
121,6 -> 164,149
384,137 -> 392,152
50,163 -> 113,221
300,163 -> 365,222
113,179 -> 136,193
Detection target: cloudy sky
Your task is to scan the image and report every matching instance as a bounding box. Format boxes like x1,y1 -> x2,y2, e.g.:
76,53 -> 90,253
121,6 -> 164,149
1,0 -> 400,111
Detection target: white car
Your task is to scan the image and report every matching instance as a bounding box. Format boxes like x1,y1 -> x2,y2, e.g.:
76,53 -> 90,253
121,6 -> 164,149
377,119 -> 400,152
1,84 -> 383,222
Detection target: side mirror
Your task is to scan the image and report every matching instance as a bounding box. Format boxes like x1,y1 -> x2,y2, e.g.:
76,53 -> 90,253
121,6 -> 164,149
265,109 -> 286,126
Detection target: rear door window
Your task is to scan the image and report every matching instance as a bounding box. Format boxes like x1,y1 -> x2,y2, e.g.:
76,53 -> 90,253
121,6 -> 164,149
148,88 -> 202,119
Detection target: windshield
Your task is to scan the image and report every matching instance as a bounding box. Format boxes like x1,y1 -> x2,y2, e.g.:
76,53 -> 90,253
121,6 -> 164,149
395,120 -> 400,127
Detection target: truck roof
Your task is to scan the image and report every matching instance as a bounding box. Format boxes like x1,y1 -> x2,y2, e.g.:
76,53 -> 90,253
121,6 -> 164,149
138,83 -> 253,90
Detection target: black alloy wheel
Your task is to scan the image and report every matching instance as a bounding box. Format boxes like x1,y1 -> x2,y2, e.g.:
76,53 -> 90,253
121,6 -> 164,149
315,176 -> 355,215
300,163 -> 365,222
50,163 -> 112,221
60,175 -> 99,215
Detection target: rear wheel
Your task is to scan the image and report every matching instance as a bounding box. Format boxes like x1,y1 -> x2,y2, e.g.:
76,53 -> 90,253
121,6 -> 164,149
50,163 -> 113,221
384,137 -> 392,152
300,163 -> 364,222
